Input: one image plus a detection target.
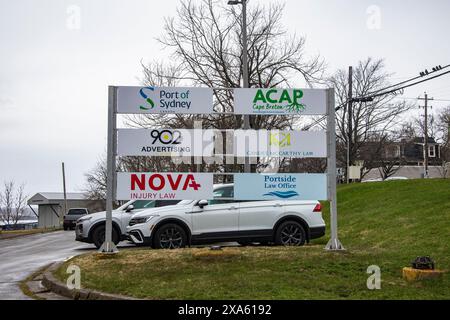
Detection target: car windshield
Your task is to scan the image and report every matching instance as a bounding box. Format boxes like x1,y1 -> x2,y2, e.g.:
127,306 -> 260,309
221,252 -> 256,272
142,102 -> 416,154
117,200 -> 156,211
67,209 -> 86,215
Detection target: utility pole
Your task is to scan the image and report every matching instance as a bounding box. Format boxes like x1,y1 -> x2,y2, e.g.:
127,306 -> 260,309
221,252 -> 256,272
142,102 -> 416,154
346,66 -> 353,183
242,0 -> 250,173
228,0 -> 250,173
61,162 -> 68,217
418,93 -> 433,178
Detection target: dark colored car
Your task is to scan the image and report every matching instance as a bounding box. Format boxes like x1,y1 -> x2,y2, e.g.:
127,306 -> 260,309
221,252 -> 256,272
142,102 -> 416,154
63,208 -> 89,230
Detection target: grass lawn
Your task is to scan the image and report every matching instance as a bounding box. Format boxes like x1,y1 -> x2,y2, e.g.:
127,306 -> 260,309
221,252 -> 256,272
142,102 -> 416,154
55,179 -> 450,299
0,227 -> 60,240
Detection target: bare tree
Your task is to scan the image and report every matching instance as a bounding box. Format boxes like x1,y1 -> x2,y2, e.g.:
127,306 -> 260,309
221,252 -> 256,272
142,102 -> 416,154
327,58 -> 413,172
0,181 -> 27,227
436,106 -> 450,178
107,0 -> 326,181
127,0 -> 324,132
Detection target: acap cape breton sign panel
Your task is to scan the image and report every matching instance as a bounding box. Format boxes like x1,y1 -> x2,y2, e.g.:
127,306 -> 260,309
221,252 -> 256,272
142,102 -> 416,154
234,173 -> 327,200
117,128 -> 215,157
116,172 -> 214,200
234,88 -> 327,115
117,86 -> 213,114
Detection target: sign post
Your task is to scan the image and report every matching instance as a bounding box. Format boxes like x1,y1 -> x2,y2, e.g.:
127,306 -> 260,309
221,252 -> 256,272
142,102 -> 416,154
101,85 -> 344,252
325,88 -> 344,251
99,86 -> 119,253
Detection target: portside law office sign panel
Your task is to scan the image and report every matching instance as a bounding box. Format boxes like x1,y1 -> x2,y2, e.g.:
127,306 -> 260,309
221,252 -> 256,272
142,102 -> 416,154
234,173 -> 327,200
116,172 -> 214,200
234,88 -> 327,115
117,86 -> 213,114
117,128 -> 215,157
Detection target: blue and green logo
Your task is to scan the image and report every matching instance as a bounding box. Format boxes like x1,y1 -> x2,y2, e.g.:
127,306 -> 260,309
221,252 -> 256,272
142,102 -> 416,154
263,191 -> 299,199
139,87 -> 155,110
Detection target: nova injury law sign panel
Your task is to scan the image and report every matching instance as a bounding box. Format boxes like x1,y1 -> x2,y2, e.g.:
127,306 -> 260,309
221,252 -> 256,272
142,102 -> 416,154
234,88 -> 327,115
116,173 -> 214,200
234,173 -> 327,200
117,128 -> 215,157
116,86 -> 213,114
234,130 -> 326,158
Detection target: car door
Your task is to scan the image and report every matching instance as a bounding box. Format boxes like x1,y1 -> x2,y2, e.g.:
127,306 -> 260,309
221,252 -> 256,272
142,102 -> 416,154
190,186 -> 239,238
238,200 -> 284,232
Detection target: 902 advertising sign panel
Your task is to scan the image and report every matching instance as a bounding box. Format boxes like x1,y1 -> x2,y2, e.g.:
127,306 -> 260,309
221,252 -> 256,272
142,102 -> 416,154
116,172 -> 214,200
117,128 -> 215,157
234,173 -> 327,200
117,86 -> 213,114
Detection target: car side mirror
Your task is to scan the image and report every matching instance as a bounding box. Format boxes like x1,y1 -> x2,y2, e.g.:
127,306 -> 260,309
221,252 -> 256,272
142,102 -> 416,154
125,204 -> 134,212
197,200 -> 208,209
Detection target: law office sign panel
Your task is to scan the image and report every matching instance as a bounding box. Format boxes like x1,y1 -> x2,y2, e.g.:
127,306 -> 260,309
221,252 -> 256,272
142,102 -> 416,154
234,88 -> 327,115
116,172 -> 214,200
234,173 -> 327,200
234,130 -> 326,158
117,128 -> 215,157
117,86 -> 213,114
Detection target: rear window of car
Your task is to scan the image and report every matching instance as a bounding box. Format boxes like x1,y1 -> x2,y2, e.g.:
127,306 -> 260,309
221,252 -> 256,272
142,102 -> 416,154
132,200 -> 156,209
155,200 -> 179,207
67,209 -> 87,215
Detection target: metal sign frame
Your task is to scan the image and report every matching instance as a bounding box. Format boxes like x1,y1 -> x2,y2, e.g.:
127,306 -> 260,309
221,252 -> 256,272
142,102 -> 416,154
101,86 -> 344,253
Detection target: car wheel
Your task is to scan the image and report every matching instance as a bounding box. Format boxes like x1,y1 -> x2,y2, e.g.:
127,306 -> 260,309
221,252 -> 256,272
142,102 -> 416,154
238,241 -> 252,246
154,223 -> 187,249
92,225 -> 120,249
275,221 -> 306,246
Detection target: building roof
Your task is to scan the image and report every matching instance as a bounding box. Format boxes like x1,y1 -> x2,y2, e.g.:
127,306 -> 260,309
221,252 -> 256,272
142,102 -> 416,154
27,192 -> 88,205
412,137 -> 438,144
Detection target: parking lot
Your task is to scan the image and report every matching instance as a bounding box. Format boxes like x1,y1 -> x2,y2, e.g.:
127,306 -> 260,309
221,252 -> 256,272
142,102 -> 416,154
0,231 -> 132,299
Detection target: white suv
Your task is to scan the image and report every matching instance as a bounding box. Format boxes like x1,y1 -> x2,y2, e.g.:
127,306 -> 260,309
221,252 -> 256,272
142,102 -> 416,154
75,199 -> 180,248
126,184 -> 326,249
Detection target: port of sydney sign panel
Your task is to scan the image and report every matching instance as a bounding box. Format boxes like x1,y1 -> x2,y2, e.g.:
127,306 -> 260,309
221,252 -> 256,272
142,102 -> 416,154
116,86 -> 213,114
234,173 -> 327,201
116,172 -> 214,200
234,88 -> 327,115
117,128 -> 215,157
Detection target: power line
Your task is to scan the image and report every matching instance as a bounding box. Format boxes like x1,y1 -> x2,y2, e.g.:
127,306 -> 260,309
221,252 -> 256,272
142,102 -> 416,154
396,97 -> 450,102
303,65 -> 450,130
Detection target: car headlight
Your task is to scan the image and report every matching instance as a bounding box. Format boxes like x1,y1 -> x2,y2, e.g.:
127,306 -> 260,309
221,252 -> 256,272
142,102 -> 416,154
129,215 -> 158,226
77,216 -> 92,223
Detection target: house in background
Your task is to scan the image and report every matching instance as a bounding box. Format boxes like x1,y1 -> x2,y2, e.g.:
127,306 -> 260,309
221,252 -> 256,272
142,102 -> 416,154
27,193 -> 104,229
358,136 -> 448,180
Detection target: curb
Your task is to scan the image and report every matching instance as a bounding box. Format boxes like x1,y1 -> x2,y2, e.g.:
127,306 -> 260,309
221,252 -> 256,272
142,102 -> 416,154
41,262 -> 136,300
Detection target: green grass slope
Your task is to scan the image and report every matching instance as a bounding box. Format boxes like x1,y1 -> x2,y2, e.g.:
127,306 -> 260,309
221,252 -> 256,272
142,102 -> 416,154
57,179 -> 450,300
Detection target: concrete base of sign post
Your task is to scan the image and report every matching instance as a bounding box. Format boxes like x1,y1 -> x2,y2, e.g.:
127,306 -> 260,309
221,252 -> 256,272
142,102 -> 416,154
325,238 -> 346,251
98,241 -> 119,254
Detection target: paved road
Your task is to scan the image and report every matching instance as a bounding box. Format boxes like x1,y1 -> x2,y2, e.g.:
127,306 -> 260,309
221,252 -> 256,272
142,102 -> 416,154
0,231 -> 129,300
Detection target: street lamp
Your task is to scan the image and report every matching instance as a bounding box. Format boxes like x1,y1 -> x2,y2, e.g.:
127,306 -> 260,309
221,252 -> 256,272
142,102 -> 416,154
227,0 -> 250,173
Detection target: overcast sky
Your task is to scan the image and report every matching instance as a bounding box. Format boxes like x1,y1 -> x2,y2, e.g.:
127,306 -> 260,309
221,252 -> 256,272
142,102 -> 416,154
1,0 -> 449,196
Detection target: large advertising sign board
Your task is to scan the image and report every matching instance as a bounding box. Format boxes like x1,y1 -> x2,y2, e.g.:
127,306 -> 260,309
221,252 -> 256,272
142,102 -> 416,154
116,172 -> 214,200
233,130 -> 326,158
234,88 -> 327,115
117,86 -> 213,114
234,173 -> 327,200
117,128 -> 215,157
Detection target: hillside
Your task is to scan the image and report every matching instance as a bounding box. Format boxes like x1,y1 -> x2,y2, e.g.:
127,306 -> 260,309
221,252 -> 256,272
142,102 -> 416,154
56,179 -> 450,299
